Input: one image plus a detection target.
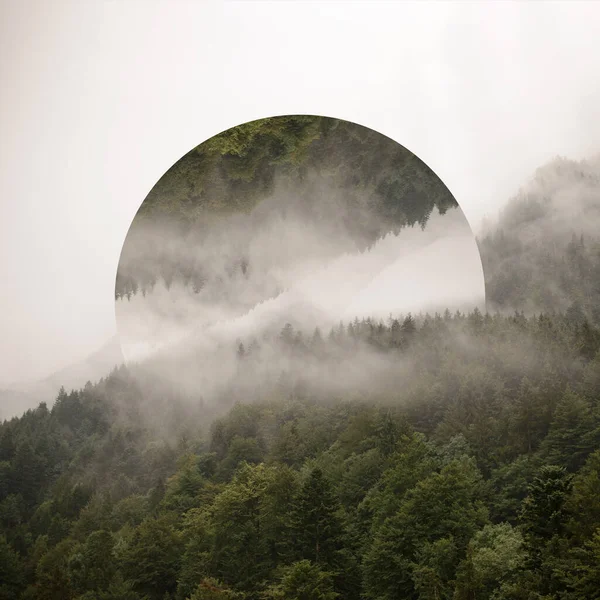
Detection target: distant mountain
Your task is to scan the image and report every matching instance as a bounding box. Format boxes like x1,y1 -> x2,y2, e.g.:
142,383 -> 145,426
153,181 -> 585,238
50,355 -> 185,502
0,388 -> 40,422
0,336 -> 124,420
478,155 -> 600,323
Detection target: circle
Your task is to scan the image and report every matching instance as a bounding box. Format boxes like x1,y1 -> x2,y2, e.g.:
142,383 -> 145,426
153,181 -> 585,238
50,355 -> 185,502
115,115 -> 485,368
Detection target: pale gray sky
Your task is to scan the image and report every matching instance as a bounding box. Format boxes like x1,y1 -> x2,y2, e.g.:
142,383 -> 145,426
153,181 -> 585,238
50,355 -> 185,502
1,0 -> 600,385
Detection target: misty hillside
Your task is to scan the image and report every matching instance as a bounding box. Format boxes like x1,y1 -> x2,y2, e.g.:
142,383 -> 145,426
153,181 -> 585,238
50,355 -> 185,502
2,152 -> 600,600
116,205 -> 484,367
0,337 -> 123,421
114,116 -> 483,367
479,155 -> 600,324
1,308 -> 599,600
116,116 -> 458,301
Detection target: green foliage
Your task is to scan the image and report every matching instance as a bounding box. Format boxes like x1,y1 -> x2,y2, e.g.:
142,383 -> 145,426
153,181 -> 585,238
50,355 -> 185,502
68,530 -> 116,594
291,468 -> 345,568
94,573 -> 148,600
161,455 -> 205,513
566,450 -> 600,542
540,387 -> 600,471
0,534 -> 25,599
362,456 -> 488,600
454,523 -> 525,599
1,308 -> 600,599
520,465 -> 573,544
567,528 -> 600,599
262,561 -> 338,600
410,536 -> 458,600
216,437 -> 264,482
34,538 -> 77,600
121,516 -> 183,599
208,463 -> 278,589
186,578 -> 242,600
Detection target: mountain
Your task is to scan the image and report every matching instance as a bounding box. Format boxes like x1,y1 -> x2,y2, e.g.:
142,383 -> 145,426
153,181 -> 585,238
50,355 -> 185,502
479,155 -> 600,323
1,153 -> 600,600
0,335 -> 124,420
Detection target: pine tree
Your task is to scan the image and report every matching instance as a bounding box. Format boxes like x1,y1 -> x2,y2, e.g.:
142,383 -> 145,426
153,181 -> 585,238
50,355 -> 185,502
519,463 -> 574,595
541,387 -> 598,471
291,468 -> 345,569
520,465 -> 573,543
262,560 -> 339,600
401,314 -> 417,343
0,534 -> 25,600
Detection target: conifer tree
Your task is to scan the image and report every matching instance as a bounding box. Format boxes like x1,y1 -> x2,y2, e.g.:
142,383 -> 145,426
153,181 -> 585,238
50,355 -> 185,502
291,468 -> 345,570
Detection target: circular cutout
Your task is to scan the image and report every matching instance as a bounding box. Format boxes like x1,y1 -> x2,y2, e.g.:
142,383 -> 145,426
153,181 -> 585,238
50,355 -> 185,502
115,115 -> 485,370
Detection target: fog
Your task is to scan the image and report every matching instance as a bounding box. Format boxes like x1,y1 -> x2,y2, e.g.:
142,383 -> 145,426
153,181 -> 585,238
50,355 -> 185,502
116,168 -> 484,365
118,218 -> 482,363
482,155 -> 600,238
109,145 -> 599,425
479,155 -> 600,318
2,1 -> 600,412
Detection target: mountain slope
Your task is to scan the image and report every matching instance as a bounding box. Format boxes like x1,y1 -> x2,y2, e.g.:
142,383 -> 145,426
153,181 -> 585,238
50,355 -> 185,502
479,155 -> 600,323
0,336 -> 123,420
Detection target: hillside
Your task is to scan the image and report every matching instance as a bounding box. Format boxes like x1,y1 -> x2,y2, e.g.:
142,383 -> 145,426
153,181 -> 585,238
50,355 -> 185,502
1,155 -> 600,600
116,116 -> 459,301
0,337 -> 123,421
0,309 -> 599,600
479,155 -> 600,325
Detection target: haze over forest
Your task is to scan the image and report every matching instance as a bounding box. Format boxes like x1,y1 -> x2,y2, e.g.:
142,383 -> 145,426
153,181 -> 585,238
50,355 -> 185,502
115,116 -> 484,375
1,116 -> 600,600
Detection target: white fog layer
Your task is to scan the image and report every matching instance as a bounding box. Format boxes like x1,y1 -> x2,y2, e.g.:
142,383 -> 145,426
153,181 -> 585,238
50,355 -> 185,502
2,1 -> 600,394
116,206 -> 484,363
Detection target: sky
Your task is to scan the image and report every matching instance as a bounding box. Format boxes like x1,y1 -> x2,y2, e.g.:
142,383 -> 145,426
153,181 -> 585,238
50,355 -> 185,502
1,0 -> 600,386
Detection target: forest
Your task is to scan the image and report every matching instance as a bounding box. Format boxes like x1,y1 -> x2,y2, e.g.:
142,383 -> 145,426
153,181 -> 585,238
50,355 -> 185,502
115,116 -> 458,301
1,303 -> 600,599
480,155 -> 600,326
2,121 -> 600,599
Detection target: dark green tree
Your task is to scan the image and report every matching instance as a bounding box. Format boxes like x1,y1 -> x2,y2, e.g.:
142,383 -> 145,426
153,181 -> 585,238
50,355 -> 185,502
291,468 -> 345,568
121,516 -> 184,600
0,534 -> 25,600
262,560 -> 338,600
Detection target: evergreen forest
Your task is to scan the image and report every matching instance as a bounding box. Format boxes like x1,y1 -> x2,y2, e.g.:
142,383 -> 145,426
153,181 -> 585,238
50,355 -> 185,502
2,119 -> 600,600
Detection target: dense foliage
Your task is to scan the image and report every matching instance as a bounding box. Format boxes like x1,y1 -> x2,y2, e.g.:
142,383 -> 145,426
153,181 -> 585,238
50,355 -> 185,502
137,116 -> 456,225
1,305 -> 600,599
4,152 -> 600,599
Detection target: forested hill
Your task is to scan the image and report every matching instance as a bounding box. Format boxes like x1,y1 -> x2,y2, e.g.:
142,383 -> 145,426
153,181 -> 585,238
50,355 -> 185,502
0,337 -> 124,422
116,116 -> 458,300
1,308 -> 600,600
479,155 -> 600,325
3,152 -> 600,600
137,116 -> 456,224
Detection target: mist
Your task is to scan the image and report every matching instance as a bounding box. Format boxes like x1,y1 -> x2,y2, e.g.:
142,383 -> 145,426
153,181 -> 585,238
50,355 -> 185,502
116,165 -> 484,363
109,152 -> 600,429
479,154 -> 600,321
3,1 -> 600,408
108,172 -> 487,427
